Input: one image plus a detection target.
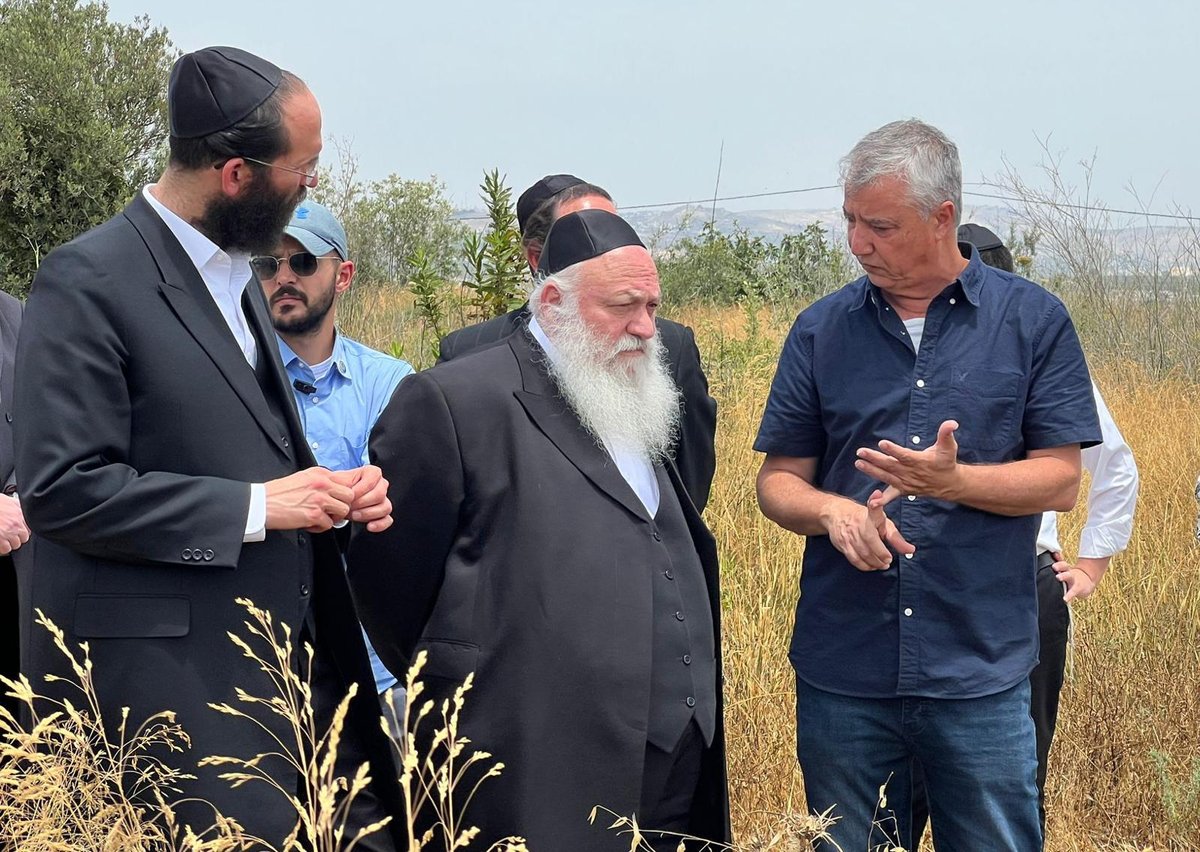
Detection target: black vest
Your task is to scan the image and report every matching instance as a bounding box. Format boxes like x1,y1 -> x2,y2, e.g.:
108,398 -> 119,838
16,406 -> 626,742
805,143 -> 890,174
645,463 -> 717,752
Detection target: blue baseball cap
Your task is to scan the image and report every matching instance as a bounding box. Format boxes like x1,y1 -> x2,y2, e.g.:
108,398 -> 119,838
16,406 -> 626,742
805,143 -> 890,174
285,201 -> 348,259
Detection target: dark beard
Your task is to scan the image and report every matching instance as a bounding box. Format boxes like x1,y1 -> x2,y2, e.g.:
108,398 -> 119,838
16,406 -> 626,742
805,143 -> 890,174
198,172 -> 303,255
271,282 -> 335,335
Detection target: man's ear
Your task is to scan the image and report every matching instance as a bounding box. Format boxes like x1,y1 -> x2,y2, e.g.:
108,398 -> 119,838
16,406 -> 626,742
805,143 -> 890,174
934,200 -> 958,236
525,243 -> 541,272
335,259 -> 355,295
539,280 -> 563,307
216,158 -> 255,197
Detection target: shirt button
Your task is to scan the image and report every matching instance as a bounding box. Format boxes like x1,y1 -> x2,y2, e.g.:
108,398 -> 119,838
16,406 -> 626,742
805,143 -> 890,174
905,553 -> 914,559
911,436 -> 921,445
300,583 -> 310,596
907,495 -> 916,502
686,696 -> 696,708
915,379 -> 925,388
682,654 -> 692,665
675,611 -> 685,622
904,607 -> 914,617
312,396 -> 320,404
311,441 -> 319,449
949,298 -> 957,305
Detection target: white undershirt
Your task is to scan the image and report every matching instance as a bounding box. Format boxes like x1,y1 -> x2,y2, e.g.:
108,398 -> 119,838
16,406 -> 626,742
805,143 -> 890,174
903,317 -> 926,353
528,315 -> 661,517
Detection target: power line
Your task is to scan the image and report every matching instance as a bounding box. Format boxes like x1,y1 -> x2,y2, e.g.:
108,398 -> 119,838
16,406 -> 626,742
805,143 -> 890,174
454,181 -> 1200,224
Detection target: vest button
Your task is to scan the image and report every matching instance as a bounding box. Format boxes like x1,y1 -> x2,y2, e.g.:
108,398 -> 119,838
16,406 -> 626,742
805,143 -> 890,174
674,611 -> 685,622
686,696 -> 696,708
682,654 -> 692,665
663,570 -> 674,580
651,529 -> 662,541
281,437 -> 290,448
299,583 -> 310,597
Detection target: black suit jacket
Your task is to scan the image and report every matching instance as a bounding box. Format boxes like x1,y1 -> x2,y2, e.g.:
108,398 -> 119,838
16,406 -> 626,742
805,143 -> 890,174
13,195 -> 401,845
438,306 -> 719,512
349,330 -> 730,850
0,290 -> 21,720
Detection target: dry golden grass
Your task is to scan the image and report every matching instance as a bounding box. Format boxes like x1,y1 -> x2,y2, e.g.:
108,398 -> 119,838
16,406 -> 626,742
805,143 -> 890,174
340,289 -> 1200,850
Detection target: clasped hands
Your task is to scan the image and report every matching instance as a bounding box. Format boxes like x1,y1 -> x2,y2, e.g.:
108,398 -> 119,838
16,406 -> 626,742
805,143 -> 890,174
826,420 -> 961,572
265,465 -> 393,534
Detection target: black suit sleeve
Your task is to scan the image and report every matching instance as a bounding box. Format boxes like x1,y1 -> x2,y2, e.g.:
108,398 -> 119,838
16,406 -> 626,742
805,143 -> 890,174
669,323 -> 718,513
347,370 -> 464,675
13,246 -> 249,566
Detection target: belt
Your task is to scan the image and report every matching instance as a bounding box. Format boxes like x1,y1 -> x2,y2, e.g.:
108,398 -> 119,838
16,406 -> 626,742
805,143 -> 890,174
1037,550 -> 1056,571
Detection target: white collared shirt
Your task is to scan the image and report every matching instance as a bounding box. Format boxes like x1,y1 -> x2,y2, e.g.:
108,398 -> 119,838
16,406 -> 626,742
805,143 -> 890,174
142,185 -> 257,367
528,315 -> 661,517
1037,381 -> 1138,558
142,184 -> 266,541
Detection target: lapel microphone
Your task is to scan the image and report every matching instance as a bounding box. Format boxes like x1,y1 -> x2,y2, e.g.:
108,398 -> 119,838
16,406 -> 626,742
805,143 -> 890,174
293,379 -> 317,395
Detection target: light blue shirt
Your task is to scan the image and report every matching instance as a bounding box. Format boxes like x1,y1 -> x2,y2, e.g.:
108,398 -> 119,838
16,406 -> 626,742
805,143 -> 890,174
278,331 -> 413,693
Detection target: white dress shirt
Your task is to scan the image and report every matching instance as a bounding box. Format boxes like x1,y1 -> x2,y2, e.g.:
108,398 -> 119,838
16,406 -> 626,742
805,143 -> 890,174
528,315 -> 661,517
142,185 -> 267,540
1036,381 -> 1138,558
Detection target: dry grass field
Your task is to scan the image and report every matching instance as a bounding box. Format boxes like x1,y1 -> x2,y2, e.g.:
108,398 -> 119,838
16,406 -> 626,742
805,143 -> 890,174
343,288 -> 1200,851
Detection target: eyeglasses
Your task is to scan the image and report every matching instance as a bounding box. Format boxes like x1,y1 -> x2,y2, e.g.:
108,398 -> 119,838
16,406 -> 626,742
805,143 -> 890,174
216,155 -> 319,188
250,251 -> 340,280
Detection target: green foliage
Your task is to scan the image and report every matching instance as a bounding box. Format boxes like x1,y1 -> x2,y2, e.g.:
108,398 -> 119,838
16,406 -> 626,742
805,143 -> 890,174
338,173 -> 467,287
1152,749 -> 1200,831
460,169 -> 528,321
657,220 -> 852,305
0,0 -> 176,296
407,246 -> 448,364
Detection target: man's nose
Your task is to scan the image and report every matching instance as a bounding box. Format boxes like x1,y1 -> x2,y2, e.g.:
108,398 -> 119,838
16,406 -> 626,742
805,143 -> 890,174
629,307 -> 656,340
848,224 -> 871,257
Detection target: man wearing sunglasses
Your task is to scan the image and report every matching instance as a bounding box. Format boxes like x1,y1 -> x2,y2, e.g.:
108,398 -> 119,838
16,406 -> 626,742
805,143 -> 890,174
13,46 -> 401,848
255,200 -> 413,736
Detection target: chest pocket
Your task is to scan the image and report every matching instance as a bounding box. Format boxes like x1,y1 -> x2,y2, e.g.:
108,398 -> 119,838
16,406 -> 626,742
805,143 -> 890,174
944,368 -> 1024,454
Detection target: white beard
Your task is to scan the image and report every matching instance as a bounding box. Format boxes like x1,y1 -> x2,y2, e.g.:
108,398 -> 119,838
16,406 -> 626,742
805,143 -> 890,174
538,297 -> 681,463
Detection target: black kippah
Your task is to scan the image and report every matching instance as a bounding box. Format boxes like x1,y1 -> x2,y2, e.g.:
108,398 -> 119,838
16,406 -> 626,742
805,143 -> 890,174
169,46 -> 283,139
517,174 -> 585,235
537,209 -> 646,275
957,223 -> 1005,253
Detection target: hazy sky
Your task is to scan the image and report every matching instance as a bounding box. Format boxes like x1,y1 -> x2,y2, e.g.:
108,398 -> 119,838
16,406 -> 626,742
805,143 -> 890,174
106,0 -> 1199,217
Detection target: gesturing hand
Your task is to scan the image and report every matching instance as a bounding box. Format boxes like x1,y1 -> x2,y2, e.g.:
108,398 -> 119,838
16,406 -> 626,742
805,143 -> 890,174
854,420 -> 962,502
823,489 -> 915,572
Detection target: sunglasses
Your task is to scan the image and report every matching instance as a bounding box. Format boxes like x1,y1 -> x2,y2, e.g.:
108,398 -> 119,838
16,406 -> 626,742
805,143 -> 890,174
250,251 -> 340,280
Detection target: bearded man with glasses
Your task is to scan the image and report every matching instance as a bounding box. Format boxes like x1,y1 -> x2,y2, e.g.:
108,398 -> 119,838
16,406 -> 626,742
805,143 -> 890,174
13,46 -> 402,848
254,200 -> 413,741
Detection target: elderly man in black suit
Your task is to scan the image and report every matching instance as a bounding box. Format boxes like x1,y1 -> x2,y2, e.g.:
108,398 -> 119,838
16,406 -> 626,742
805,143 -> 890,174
438,175 -> 719,512
351,209 -> 730,851
0,291 -> 27,721
14,47 -> 400,847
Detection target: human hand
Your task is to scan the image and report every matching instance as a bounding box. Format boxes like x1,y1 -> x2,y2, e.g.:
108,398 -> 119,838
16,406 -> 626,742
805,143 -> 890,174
822,489 -> 914,572
854,420 -> 963,502
265,467 -> 355,532
330,465 -> 393,533
0,495 -> 30,555
1054,552 -> 1106,603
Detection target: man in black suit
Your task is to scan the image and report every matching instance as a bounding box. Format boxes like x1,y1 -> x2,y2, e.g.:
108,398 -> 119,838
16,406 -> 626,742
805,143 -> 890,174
438,175 -> 719,512
0,291 -> 27,721
14,47 -> 400,848
351,209 -> 730,852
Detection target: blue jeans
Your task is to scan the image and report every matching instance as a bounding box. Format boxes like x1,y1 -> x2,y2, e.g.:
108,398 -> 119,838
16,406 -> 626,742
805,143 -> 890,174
796,676 -> 1042,851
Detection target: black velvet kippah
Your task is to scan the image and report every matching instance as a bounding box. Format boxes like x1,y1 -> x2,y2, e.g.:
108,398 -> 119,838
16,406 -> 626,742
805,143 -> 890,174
517,174 -> 585,235
537,209 -> 646,275
957,223 -> 1005,253
168,46 -> 282,139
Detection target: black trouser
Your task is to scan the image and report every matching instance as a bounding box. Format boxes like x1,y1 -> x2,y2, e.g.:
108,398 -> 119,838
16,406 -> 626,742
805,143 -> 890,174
911,551 -> 1067,844
639,720 -> 705,852
1,554 -> 18,721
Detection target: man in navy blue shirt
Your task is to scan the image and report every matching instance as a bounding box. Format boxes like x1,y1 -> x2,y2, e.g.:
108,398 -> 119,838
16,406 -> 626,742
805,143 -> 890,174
754,119 -> 1101,851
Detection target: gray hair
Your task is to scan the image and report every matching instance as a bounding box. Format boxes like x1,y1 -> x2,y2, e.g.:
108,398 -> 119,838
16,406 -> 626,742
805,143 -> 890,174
840,119 -> 962,224
530,262 -> 585,311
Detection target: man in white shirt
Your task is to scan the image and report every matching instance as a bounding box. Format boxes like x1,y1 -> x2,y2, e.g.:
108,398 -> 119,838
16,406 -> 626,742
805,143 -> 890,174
910,224 -> 1140,840
14,46 -> 400,848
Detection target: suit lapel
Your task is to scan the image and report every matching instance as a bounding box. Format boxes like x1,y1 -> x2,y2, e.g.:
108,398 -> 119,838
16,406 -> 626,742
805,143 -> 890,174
124,196 -> 291,458
509,330 -> 650,523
